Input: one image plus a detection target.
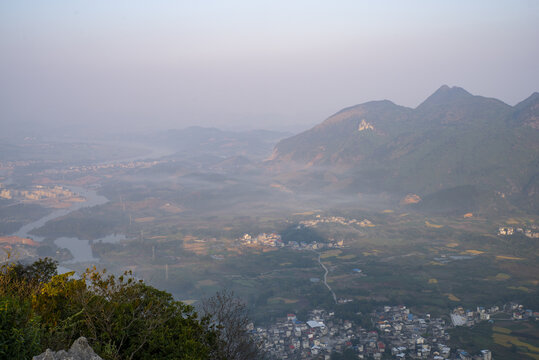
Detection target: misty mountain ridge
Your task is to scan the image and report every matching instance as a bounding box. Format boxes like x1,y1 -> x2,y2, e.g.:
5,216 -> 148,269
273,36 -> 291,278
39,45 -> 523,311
268,85 -> 539,213
156,126 -> 292,160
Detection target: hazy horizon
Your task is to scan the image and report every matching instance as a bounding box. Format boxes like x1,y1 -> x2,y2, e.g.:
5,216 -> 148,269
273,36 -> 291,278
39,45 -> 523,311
1,1 -> 538,134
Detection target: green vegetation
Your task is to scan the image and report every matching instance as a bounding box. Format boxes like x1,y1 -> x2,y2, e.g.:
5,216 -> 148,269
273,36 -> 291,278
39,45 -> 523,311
28,186 -> 535,332
281,224 -> 326,244
0,203 -> 51,236
0,258 -> 262,360
449,321 -> 539,360
3,91 -> 538,358
273,86 -> 539,212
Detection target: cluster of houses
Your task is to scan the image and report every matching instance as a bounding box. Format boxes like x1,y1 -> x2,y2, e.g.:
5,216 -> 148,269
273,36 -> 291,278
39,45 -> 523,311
505,302 -> 539,320
497,225 -> 539,238
451,302 -> 539,326
450,306 -> 494,327
56,159 -> 163,174
254,302 -> 539,359
300,215 -> 374,228
253,306 -> 478,359
0,236 -> 71,263
238,232 -> 346,250
0,160 -> 34,171
239,233 -> 284,247
253,309 -> 375,359
5,158 -> 163,182
0,184 -> 76,201
0,236 -> 40,261
453,349 -> 492,360
372,305 -> 453,359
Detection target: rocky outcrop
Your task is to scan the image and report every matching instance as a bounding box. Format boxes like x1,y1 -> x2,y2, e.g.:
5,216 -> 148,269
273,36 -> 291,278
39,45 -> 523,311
358,119 -> 374,131
33,337 -> 102,360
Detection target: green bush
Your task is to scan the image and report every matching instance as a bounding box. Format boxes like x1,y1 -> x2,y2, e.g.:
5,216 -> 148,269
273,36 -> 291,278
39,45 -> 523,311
0,258 -> 224,360
0,296 -> 42,360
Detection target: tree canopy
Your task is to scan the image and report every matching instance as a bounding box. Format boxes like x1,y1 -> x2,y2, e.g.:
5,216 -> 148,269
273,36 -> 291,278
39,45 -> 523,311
1,257 -> 251,360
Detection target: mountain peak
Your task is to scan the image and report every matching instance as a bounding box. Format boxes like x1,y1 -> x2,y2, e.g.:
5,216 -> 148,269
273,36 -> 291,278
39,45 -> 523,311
513,91 -> 539,129
515,92 -> 539,109
417,85 -> 473,109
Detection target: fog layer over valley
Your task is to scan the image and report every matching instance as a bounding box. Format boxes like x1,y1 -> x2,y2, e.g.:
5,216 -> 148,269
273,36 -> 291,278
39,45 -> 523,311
2,88 -> 539,360
3,1 -> 539,358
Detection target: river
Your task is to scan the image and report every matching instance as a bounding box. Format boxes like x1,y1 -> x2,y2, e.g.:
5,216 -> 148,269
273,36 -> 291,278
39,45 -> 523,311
12,186 -> 126,268
7,143 -> 176,272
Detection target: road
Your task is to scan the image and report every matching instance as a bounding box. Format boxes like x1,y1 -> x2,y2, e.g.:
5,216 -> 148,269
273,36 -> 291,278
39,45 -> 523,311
313,251 -> 337,304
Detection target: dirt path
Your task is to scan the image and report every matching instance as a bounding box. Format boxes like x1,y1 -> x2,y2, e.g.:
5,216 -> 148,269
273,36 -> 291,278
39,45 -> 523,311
313,251 -> 337,304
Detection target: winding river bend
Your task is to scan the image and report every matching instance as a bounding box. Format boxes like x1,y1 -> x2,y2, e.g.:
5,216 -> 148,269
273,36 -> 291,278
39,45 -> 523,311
14,186 -> 108,240
8,145 -> 173,268
12,186 -> 125,265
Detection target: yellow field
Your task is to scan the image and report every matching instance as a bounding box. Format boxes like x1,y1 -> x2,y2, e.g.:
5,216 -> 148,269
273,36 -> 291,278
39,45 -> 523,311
445,293 -> 461,301
425,221 -> 443,228
508,286 -> 531,292
496,255 -> 524,260
183,236 -> 208,255
493,333 -> 539,353
428,261 -> 445,266
362,249 -> 380,256
495,273 -> 511,280
267,297 -> 299,304
506,218 -> 521,225
280,262 -> 292,266
463,249 -> 484,255
493,326 -> 512,334
339,254 -> 356,260
382,209 -> 394,213
321,250 -> 342,258
446,242 -> 459,248
428,278 -> 438,284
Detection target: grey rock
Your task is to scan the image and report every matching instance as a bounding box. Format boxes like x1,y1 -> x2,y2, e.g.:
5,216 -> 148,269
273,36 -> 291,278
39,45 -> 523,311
33,349 -> 56,360
33,337 -> 102,360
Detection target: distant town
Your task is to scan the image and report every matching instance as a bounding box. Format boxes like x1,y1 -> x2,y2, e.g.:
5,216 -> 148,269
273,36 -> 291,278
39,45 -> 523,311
237,215 -> 375,250
299,215 -> 374,229
255,301 -> 537,359
238,231 -> 346,251
0,184 -> 80,202
235,222 -> 539,359
497,225 -> 539,239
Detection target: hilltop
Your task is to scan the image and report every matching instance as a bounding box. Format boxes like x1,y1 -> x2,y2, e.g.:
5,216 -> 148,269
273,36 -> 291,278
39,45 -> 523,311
268,86 -> 539,213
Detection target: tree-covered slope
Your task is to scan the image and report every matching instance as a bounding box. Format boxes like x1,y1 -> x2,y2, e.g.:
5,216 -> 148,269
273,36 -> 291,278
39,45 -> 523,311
269,86 -> 539,211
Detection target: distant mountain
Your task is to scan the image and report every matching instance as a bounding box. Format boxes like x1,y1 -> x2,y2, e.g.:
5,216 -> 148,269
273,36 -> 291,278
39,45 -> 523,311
268,86 -> 539,212
155,126 -> 292,160
512,92 -> 539,129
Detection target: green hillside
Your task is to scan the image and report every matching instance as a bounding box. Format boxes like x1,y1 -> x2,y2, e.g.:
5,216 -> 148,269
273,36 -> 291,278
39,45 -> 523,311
269,86 -> 539,212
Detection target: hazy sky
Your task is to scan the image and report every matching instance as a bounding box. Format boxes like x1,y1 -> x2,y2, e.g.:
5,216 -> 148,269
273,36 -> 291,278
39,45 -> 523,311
1,1 -> 538,133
